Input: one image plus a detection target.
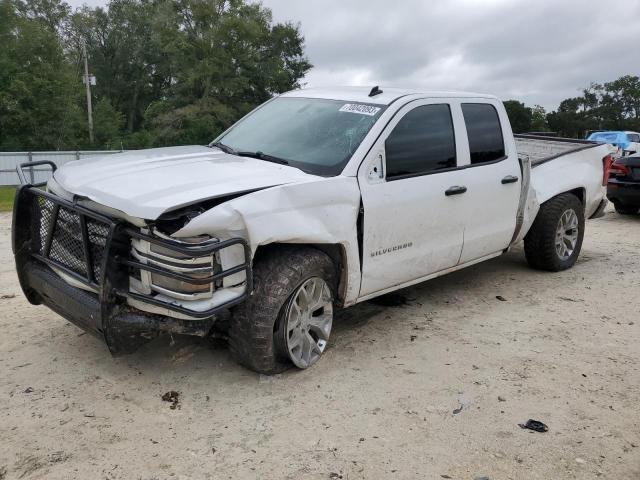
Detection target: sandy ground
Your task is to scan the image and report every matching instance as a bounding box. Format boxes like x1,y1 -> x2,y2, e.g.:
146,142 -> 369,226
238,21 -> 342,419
0,207 -> 639,480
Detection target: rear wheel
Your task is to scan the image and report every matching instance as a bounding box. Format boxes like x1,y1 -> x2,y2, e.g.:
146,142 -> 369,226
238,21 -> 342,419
524,193 -> 585,271
228,246 -> 336,374
613,202 -> 639,215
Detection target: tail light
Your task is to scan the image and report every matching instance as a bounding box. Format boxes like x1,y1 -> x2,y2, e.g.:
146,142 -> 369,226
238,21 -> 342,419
602,155 -> 614,186
608,161 -> 631,180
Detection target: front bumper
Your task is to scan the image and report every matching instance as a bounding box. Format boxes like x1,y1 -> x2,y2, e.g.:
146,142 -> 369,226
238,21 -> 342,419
12,186 -> 252,355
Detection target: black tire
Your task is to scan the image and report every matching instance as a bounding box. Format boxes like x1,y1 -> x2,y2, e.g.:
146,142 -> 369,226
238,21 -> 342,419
524,193 -> 585,271
228,246 -> 336,374
613,202 -> 639,215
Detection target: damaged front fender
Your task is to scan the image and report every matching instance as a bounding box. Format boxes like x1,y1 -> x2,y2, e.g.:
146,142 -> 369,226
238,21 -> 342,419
173,176 -> 363,305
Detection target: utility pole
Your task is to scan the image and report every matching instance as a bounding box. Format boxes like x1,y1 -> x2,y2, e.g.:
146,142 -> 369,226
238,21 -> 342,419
81,41 -> 94,144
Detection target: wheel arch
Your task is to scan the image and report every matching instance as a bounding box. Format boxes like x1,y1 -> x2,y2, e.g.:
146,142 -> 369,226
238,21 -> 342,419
253,242 -> 350,307
535,187 -> 585,216
564,187 -> 585,206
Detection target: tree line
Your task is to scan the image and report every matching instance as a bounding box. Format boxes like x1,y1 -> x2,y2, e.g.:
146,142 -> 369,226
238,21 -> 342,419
0,0 -> 311,151
2,0 -> 639,151
504,75 -> 640,137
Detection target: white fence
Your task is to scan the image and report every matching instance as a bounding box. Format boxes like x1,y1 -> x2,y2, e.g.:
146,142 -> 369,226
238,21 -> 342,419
0,150 -> 123,186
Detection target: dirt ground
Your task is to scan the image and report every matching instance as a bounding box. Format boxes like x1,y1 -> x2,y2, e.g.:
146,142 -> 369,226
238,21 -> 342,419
0,207 -> 639,480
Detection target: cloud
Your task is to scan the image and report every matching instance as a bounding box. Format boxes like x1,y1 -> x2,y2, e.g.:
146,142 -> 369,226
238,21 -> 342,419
262,0 -> 640,110
64,0 -> 640,110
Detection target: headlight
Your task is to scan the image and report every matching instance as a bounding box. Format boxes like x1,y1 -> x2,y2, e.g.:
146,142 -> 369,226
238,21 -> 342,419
130,232 -> 221,301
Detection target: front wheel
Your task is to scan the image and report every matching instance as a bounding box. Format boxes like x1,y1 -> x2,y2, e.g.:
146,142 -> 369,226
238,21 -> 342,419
524,193 -> 585,271
228,246 -> 336,374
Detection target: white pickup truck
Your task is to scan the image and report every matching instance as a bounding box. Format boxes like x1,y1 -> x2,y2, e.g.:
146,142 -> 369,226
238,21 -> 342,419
13,87 -> 613,374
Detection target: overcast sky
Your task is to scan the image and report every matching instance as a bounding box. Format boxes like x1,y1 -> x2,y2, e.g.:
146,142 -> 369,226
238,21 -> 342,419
66,0 -> 640,110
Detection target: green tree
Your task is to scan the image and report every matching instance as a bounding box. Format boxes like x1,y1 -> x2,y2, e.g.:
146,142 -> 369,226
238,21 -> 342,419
546,97 -> 596,138
93,98 -> 125,148
0,0 -> 81,150
146,0 -> 312,145
530,105 -> 548,132
1,0 -> 312,150
547,76 -> 640,137
69,0 -> 172,134
503,100 -> 531,133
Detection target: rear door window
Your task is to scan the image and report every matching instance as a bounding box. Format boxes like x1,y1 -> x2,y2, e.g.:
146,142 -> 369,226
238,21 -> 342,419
385,104 -> 456,179
627,133 -> 640,143
462,103 -> 505,164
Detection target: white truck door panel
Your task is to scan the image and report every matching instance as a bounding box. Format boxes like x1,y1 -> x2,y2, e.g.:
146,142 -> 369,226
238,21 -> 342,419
358,100 -> 467,297
456,102 -> 521,263
359,172 -> 467,295
458,161 -> 520,262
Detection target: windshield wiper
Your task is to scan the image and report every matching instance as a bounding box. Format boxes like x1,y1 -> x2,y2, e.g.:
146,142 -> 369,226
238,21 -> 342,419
210,141 -> 238,155
237,151 -> 289,165
211,143 -> 290,166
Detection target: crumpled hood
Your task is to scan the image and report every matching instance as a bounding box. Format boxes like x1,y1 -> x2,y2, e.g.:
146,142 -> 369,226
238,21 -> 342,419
52,145 -> 318,219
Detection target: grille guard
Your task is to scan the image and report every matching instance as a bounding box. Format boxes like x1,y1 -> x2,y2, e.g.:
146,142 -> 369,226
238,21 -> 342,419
13,185 -> 253,321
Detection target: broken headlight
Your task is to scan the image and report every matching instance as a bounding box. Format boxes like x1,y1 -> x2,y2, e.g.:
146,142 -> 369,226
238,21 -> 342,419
130,233 -> 221,301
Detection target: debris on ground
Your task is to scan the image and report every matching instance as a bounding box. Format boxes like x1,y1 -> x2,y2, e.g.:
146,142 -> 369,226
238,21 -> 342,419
519,419 -> 548,432
498,396 -> 506,402
161,391 -> 180,410
496,295 -> 507,301
48,451 -> 70,464
171,345 -> 197,364
452,404 -> 463,415
23,387 -> 33,393
0,294 -> 15,299
558,296 -> 582,302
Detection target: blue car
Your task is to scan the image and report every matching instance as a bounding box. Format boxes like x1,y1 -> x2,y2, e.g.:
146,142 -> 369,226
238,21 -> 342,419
587,130 -> 640,156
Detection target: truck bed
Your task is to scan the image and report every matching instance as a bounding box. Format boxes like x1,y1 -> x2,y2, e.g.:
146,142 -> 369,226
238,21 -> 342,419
515,134 -> 601,167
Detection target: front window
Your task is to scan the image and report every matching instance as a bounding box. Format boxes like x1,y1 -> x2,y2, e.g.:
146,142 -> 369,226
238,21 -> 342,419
214,97 -> 386,176
385,104 -> 457,179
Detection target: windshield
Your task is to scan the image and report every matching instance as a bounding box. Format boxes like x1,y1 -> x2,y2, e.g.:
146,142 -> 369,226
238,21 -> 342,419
214,97 -> 386,175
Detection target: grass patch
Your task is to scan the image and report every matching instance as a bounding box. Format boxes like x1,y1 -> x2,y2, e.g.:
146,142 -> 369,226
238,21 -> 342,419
0,186 -> 16,212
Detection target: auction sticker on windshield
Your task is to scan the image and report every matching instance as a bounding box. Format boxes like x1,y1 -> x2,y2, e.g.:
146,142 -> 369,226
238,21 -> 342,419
339,104 -> 382,116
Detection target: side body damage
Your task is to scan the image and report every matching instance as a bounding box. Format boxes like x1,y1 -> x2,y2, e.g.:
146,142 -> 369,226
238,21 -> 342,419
174,176 -> 363,306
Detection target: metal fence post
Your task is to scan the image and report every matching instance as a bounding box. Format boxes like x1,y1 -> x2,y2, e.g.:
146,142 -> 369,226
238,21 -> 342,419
28,152 -> 34,184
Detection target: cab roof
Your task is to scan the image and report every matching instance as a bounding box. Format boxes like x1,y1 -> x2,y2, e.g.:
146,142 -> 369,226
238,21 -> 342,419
281,86 -> 497,105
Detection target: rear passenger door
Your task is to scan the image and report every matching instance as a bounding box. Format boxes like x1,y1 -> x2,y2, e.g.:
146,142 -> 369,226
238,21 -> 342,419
456,101 -> 521,263
358,100 -> 468,297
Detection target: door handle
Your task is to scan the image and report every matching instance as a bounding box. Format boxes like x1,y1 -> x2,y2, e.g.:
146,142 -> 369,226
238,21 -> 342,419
445,185 -> 467,196
501,175 -> 519,184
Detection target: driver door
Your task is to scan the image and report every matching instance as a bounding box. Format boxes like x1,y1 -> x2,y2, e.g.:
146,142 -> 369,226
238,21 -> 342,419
357,100 -> 469,298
